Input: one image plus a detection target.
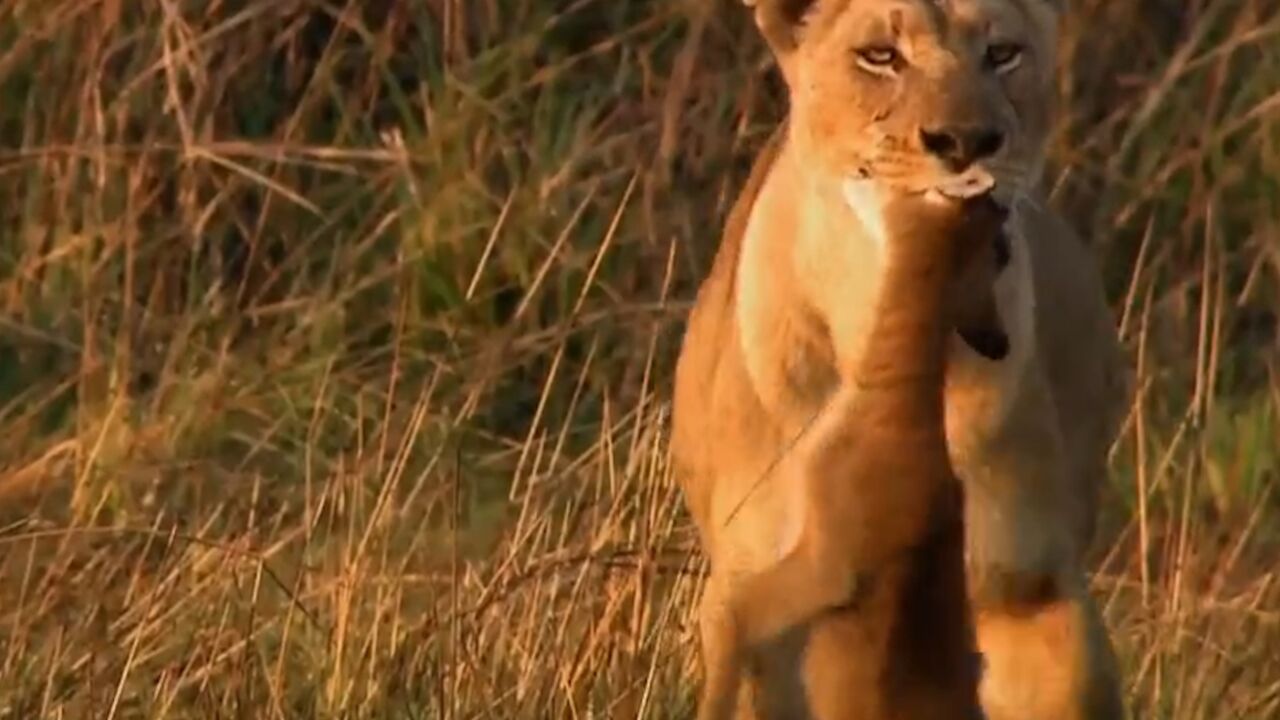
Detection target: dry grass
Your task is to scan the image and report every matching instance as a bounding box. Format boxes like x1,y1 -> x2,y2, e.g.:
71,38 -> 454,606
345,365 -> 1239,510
0,0 -> 1278,718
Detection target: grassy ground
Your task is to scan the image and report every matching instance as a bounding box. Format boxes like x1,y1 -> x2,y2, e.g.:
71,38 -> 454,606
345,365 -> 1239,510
1,0 -> 1278,717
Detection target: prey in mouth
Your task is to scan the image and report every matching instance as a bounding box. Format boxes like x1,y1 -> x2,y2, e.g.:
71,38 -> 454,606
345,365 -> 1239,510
934,170 -> 1012,362
844,167 -> 1013,362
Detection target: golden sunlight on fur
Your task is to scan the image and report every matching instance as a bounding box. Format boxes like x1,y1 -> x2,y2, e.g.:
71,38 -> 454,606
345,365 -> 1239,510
671,0 -> 1129,718
694,187 -> 1012,720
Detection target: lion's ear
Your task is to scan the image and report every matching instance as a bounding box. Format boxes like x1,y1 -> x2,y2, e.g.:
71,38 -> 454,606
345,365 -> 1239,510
743,0 -> 819,55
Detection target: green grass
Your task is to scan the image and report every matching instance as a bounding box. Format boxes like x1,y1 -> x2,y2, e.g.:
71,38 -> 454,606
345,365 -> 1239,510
1,0 -> 1278,717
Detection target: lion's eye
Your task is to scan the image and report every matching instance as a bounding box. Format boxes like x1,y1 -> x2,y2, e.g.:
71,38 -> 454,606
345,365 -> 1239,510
985,42 -> 1023,71
856,46 -> 900,70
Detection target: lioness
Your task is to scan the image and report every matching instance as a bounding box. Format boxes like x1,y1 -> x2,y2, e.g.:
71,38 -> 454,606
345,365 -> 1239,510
671,1 -> 1129,719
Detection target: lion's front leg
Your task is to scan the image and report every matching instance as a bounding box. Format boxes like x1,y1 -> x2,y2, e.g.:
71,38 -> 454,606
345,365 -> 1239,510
955,362 -> 1124,720
697,529 -> 857,720
976,590 -> 1124,720
696,572 -> 748,720
952,355 -> 1077,608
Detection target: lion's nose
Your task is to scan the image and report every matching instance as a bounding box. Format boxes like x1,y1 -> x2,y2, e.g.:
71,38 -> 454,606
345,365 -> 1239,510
919,125 -> 1005,171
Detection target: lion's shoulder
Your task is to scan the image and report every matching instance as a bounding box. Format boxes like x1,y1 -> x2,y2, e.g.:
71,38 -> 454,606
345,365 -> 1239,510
670,121 -> 789,504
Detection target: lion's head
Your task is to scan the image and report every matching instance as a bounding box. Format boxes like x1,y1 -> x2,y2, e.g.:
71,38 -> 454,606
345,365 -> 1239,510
748,0 -> 1060,200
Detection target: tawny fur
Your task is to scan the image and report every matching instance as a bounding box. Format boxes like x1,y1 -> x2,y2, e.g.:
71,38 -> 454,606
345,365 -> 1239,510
671,1 -> 1130,718
697,190 -> 1009,720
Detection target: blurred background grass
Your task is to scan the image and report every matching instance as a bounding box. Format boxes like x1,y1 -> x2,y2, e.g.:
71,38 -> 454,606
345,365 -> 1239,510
0,0 -> 1278,717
